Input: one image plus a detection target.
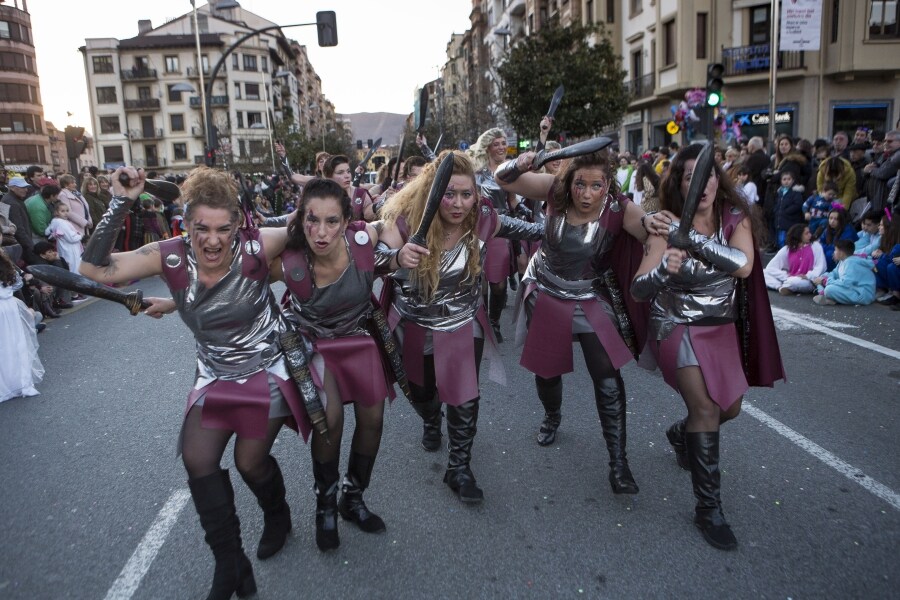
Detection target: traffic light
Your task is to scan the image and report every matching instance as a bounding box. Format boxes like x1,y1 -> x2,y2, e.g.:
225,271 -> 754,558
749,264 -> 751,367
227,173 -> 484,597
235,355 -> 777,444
706,63 -> 724,107
518,139 -> 530,150
316,11 -> 338,47
356,139 -> 363,150
204,146 -> 216,167
64,126 -> 86,159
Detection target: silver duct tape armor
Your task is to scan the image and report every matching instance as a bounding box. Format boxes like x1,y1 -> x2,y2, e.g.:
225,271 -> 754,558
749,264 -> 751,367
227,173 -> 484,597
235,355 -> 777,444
420,143 -> 437,162
262,214 -> 290,228
601,271 -> 638,358
392,238 -> 487,332
476,168 -> 509,215
279,330 -> 328,438
496,214 -> 544,240
373,240 -> 399,274
523,212 -> 616,301
81,195 -> 133,266
170,238 -> 289,384
647,226 -> 738,341
495,159 -> 523,184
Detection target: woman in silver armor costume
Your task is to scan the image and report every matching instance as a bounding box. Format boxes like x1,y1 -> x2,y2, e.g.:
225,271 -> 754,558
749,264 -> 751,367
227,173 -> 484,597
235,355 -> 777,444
269,178 -> 418,552
378,151 -> 542,503
495,148 -> 670,495
80,166 -> 304,600
631,144 -> 784,550
467,128 -> 518,342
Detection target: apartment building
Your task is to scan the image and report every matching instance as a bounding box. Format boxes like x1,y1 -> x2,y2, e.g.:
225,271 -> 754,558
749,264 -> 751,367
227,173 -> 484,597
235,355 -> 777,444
80,0 -> 328,172
0,0 -> 51,172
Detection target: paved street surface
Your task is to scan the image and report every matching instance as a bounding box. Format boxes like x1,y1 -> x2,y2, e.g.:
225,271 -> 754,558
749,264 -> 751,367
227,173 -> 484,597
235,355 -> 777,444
1,276 -> 897,599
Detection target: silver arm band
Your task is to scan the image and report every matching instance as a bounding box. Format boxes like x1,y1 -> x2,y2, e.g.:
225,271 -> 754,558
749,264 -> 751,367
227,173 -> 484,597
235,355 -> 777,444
81,195 -> 134,266
694,239 -> 748,273
372,197 -> 387,217
630,258 -> 670,302
420,144 -> 437,163
496,214 -> 544,241
262,214 -> 290,228
374,241 -> 400,275
495,159 -> 523,184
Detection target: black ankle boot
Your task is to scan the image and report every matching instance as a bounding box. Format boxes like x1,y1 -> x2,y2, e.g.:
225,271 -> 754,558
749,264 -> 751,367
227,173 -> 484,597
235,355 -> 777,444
338,452 -> 386,533
444,400 -> 484,503
488,291 -> 507,343
686,431 -> 737,551
312,460 -> 340,552
666,418 -> 690,471
535,376 -> 563,446
594,375 -> 639,494
410,398 -> 443,452
242,456 -> 292,560
188,470 -> 257,600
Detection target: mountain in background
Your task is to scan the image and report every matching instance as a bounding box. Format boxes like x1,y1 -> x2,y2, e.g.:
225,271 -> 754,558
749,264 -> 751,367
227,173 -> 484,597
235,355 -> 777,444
344,112 -> 408,147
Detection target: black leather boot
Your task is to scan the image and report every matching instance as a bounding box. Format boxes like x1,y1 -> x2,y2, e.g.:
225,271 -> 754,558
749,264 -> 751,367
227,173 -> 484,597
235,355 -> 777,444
312,459 -> 340,552
188,470 -> 257,600
666,418 -> 690,471
686,431 -> 737,550
488,290 -> 507,343
535,375 -> 563,446
41,299 -> 61,319
443,399 -> 484,503
594,375 -> 639,494
410,396 -> 442,452
338,452 -> 386,533
241,456 -> 292,560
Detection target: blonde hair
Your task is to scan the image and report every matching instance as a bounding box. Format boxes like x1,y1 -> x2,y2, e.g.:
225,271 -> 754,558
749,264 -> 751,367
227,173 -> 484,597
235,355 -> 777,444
382,150 -> 481,300
467,127 -> 505,171
181,166 -> 241,224
80,176 -> 99,196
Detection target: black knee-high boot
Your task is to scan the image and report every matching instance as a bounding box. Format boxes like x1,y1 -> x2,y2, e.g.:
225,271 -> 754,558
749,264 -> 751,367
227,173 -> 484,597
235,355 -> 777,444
410,395 -> 443,451
312,459 -> 340,552
241,456 -> 292,560
338,452 -> 386,533
443,399 -> 484,503
535,375 -> 563,446
593,375 -> 639,494
686,431 -> 737,550
188,470 -> 257,600
488,290 -> 507,343
666,417 -> 690,471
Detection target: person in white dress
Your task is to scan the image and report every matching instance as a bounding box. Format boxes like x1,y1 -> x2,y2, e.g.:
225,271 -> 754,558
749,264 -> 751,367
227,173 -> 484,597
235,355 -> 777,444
0,250 -> 44,403
44,202 -> 82,274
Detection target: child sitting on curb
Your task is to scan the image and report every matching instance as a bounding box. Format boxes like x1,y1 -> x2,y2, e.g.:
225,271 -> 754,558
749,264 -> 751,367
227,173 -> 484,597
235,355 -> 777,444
812,239 -> 876,306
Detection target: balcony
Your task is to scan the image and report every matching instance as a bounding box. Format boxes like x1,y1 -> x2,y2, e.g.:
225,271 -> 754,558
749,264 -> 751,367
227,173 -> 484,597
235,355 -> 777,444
123,98 -> 161,111
722,44 -> 804,77
187,65 -> 223,78
129,128 -> 163,140
121,68 -> 158,81
628,74 -> 655,101
191,125 -> 204,137
190,95 -> 229,108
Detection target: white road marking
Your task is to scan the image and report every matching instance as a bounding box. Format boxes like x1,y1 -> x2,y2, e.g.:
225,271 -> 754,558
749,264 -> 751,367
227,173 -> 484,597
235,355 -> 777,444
770,307 -> 900,360
103,489 -> 191,600
744,403 -> 900,511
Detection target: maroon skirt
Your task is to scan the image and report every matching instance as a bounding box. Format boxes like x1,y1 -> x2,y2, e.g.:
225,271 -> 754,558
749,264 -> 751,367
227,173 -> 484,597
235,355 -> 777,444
653,324 -> 748,411
484,237 -> 512,283
313,334 -> 393,407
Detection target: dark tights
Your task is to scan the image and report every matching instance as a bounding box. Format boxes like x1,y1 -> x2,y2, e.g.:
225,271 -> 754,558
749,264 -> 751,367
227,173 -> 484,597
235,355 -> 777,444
310,369 -> 385,464
534,332 -> 618,392
181,405 -> 284,484
408,338 -> 485,404
676,366 -> 743,432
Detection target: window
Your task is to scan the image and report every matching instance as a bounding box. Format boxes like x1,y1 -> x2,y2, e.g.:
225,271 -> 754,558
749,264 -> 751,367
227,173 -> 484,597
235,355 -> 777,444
164,55 -> 179,73
247,112 -> 263,126
607,0 -> 615,23
236,112 -> 244,128
663,20 -> 676,66
0,113 -> 41,133
170,114 -> 185,132
245,83 -> 260,100
138,86 -> 152,100
92,55 -> 114,74
201,54 -> 209,73
167,84 -> 184,103
2,144 -> 45,163
831,0 -> 840,43
104,145 -> 125,164
750,5 -> 771,45
0,82 -> 35,103
696,13 -> 708,59
0,22 -> 9,39
249,140 -> 266,156
243,54 -> 257,71
238,139 -> 247,157
173,143 -> 188,160
99,116 -> 121,134
0,52 -> 35,73
232,54 -> 239,70
233,82 -> 241,99
630,0 -> 642,17
96,86 -> 117,104
261,56 -> 268,72
631,49 -> 643,79
869,0 -> 900,38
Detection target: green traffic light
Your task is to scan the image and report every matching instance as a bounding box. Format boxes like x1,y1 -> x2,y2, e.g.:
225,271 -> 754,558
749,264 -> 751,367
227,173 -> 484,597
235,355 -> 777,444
707,92 -> 722,107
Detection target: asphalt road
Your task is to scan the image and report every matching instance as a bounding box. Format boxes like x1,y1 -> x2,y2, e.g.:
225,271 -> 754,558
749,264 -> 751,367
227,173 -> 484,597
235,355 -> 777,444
1,276 -> 897,599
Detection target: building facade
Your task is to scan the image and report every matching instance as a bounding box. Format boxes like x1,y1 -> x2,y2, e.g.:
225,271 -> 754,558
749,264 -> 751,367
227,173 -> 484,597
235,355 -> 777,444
0,0 -> 51,172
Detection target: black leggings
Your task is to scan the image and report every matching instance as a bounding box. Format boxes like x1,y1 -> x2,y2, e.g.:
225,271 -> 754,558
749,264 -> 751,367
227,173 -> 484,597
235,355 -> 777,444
310,368 -> 385,465
676,366 -> 743,432
181,405 -> 284,484
535,332 -> 618,390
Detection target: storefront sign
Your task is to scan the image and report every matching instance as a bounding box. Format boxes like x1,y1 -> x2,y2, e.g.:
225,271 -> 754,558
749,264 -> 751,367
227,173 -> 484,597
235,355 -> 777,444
737,110 -> 793,126
623,111 -> 642,126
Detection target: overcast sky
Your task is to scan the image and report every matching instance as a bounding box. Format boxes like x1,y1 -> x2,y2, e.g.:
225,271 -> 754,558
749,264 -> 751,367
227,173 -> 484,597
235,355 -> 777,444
29,0 -> 472,133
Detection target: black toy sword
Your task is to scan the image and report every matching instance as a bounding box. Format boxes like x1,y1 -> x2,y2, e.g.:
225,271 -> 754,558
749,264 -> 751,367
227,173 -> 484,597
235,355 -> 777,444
27,265 -> 150,316
531,136 -> 614,170
351,137 -> 382,187
407,152 -> 455,248
668,141 -> 716,250
536,85 -> 564,152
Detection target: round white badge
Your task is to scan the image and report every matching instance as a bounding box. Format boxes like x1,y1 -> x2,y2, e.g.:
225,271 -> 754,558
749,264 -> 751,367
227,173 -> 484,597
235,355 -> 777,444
244,240 -> 261,255
354,230 -> 370,245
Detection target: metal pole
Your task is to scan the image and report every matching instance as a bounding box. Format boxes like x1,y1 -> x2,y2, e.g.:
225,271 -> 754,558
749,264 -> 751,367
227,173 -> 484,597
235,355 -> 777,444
190,1 -> 209,155
261,70 -> 275,172
768,0 -> 779,150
